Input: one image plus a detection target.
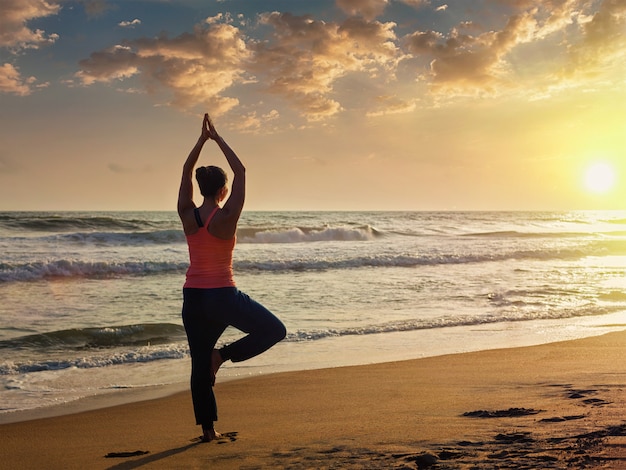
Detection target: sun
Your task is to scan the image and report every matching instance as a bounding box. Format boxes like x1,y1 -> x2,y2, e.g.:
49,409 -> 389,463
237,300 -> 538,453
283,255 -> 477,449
584,161 -> 616,194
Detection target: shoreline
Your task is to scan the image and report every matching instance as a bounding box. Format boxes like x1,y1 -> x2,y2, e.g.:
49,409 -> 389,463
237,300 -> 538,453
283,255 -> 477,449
3,330 -> 626,469
0,382 -> 189,425
3,315 -> 626,426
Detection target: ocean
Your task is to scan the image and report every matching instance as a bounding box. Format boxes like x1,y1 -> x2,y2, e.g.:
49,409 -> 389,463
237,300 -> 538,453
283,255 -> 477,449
1,210 -> 626,420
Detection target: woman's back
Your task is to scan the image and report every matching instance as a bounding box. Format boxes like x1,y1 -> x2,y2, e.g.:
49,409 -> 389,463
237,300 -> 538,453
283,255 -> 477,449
184,207 -> 235,289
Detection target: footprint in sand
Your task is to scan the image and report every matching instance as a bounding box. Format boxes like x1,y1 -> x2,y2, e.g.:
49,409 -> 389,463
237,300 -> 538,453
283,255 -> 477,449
567,388 -> 598,399
540,414 -> 587,423
564,388 -> 611,406
216,431 -> 238,444
462,407 -> 543,418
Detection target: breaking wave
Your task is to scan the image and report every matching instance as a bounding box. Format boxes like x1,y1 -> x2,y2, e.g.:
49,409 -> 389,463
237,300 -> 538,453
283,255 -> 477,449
2,302 -> 623,375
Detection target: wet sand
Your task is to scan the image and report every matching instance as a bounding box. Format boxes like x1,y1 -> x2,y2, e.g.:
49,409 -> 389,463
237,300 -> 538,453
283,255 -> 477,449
2,330 -> 626,469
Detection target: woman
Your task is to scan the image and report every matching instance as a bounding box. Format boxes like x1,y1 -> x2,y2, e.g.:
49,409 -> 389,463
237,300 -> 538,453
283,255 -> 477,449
178,113 -> 286,442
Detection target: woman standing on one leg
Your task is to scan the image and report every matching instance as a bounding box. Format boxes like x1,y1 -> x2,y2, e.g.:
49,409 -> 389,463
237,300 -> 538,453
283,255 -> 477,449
178,113 -> 286,442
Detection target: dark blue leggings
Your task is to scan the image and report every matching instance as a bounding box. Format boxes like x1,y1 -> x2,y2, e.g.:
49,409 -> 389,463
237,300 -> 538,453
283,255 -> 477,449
182,287 -> 286,426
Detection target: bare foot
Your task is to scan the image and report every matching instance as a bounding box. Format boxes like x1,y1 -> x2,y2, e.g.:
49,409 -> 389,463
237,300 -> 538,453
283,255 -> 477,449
201,428 -> 222,442
211,349 -> 224,386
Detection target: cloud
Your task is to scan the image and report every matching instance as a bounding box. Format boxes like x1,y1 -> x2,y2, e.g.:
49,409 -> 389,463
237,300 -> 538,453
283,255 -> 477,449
76,21 -> 251,114
229,109 -> 280,134
0,0 -> 61,50
253,12 -> 400,120
582,0 -> 626,48
76,12 -> 400,121
118,19 -> 141,28
366,95 -> 416,116
405,10 -> 542,94
0,63 -> 38,96
489,0 -> 626,83
565,0 -> 626,76
0,0 -> 54,98
75,45 -> 140,85
230,111 -> 263,133
73,1 -> 624,120
399,1 -> 625,98
336,0 -> 389,21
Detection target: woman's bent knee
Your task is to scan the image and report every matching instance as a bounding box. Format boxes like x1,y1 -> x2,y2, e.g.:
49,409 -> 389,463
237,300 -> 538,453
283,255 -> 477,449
271,320 -> 287,344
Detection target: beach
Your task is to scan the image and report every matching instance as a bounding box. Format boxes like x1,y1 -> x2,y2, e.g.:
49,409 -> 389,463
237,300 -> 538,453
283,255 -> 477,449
2,330 -> 626,469
2,210 -> 625,468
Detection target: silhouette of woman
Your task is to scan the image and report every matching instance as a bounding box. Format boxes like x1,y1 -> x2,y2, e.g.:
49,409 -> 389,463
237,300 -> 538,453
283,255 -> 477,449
178,114 -> 286,441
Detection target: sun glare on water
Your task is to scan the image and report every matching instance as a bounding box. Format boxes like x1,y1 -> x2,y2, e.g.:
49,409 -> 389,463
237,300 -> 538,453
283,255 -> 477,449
584,161 -> 616,194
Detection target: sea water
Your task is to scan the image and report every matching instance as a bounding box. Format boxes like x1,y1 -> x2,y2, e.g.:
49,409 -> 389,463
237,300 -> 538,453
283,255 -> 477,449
1,211 -> 626,419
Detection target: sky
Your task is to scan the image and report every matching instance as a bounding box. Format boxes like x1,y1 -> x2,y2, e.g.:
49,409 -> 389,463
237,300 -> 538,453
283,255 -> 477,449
0,0 -> 624,211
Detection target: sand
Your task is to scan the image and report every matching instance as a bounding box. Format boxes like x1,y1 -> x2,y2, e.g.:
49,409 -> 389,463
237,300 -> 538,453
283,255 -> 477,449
2,330 -> 626,469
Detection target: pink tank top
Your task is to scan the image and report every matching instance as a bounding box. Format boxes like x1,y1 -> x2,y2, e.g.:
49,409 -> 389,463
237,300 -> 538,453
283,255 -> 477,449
184,207 -> 236,289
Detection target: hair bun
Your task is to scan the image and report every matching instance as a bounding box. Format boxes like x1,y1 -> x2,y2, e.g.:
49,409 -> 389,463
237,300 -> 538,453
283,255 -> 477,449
196,166 -> 227,199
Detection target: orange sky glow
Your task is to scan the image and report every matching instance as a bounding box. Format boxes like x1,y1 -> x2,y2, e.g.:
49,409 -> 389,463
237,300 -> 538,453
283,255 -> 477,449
0,0 -> 624,211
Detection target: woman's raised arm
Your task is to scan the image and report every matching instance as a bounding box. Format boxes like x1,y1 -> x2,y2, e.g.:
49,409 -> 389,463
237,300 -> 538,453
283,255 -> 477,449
177,115 -> 210,230
207,116 -> 246,238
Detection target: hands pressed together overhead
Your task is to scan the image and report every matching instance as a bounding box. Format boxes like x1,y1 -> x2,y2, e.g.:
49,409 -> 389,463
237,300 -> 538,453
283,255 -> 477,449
201,113 -> 220,142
